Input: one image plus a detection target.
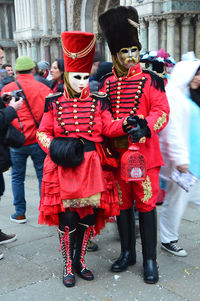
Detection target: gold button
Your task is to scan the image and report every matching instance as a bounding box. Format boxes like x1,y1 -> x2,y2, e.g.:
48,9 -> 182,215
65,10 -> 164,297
74,99 -> 77,102
132,70 -> 135,74
116,105 -> 120,109
59,106 -> 62,110
135,95 -> 139,99
91,109 -> 95,112
88,130 -> 91,134
58,117 -> 61,121
142,77 -> 145,80
92,99 -> 95,102
73,104 -> 77,108
89,122 -> 93,126
74,116 -> 78,119
117,100 -> 120,104
116,110 -> 119,114
91,105 -> 95,108
76,129 -> 80,133
65,131 -> 69,134
130,110 -> 134,114
117,96 -> 120,100
133,108 -> 137,111
139,82 -> 142,85
90,115 -> 93,119
58,111 -> 62,115
73,110 -> 77,113
106,89 -> 109,92
117,91 -> 120,95
137,90 -> 141,94
61,122 -> 65,126
56,101 -> 59,104
138,86 -> 141,90
117,86 -> 121,90
119,78 -> 122,81
75,121 -> 79,125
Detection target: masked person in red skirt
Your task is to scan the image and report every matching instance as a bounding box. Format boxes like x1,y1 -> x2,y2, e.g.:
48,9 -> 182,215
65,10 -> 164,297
99,6 -> 170,284
36,31 -> 133,288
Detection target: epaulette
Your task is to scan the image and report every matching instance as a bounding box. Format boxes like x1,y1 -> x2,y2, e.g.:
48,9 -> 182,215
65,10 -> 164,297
90,91 -> 110,111
143,70 -> 165,92
44,92 -> 63,112
99,72 -> 113,89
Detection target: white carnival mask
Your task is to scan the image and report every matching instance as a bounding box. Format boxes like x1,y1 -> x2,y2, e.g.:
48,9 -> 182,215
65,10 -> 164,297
68,72 -> 90,93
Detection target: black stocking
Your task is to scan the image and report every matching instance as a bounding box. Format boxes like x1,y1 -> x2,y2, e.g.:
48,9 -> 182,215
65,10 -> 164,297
59,209 -> 79,231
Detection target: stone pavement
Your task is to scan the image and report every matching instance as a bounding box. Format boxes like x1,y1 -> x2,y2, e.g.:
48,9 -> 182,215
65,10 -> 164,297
0,158 -> 200,301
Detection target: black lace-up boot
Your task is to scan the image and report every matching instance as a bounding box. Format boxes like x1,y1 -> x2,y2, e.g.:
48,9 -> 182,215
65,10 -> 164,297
58,227 -> 76,287
73,223 -> 94,281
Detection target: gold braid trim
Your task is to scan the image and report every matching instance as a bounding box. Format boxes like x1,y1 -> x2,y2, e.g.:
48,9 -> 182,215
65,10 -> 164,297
116,181 -> 123,205
154,111 -> 167,131
141,176 -> 152,203
36,132 -> 51,148
62,192 -> 101,208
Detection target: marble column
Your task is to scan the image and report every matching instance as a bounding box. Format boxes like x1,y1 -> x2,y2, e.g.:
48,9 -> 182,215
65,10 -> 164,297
3,4 -> 9,39
160,19 -> 167,50
11,48 -> 16,68
30,0 -> 37,29
195,16 -> 200,58
60,0 -> 67,32
167,16 -> 176,58
181,15 -> 191,56
42,38 -> 51,63
148,17 -> 159,51
14,0 -> 19,31
42,0 -> 48,35
51,0 -> 57,35
18,43 -> 23,57
31,40 -> 38,62
22,41 -> 27,56
27,40 -> 32,58
140,19 -> 148,52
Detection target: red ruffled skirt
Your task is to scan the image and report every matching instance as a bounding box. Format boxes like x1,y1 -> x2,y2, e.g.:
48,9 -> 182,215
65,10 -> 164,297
38,152 -> 120,234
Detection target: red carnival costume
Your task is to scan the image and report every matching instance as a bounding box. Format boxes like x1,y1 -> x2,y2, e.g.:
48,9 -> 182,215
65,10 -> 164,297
99,6 -> 170,284
36,31 -> 127,287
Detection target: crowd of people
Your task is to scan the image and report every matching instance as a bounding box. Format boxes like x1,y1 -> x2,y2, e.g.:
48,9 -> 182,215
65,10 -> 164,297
0,4 -> 200,289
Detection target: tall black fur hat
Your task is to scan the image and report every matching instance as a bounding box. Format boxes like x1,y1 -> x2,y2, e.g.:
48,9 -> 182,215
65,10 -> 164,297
49,137 -> 84,167
99,6 -> 141,55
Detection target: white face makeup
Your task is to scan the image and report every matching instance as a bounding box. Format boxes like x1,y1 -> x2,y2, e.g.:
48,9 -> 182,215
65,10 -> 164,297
117,46 -> 140,69
68,72 -> 90,93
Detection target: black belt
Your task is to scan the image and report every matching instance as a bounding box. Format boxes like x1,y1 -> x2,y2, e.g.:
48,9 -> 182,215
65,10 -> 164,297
79,138 -> 96,152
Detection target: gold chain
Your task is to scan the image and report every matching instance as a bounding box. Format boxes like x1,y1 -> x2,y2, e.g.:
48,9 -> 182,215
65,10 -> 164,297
62,36 -> 95,60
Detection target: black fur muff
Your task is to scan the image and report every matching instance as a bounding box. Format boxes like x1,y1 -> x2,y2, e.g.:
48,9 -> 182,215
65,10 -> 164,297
50,137 -> 84,167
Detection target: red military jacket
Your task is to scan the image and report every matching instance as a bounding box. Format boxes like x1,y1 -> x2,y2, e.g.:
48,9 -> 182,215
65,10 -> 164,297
36,86 -> 125,154
100,63 -> 170,169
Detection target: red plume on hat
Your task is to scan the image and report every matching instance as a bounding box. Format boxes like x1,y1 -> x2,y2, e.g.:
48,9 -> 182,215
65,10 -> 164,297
61,31 -> 95,73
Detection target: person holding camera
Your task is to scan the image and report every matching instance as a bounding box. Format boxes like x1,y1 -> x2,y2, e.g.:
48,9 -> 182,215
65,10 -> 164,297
0,95 -> 23,259
1,56 -> 52,224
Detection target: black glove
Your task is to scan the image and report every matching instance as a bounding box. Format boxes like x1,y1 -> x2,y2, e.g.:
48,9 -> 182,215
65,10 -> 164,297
126,116 -> 151,143
123,115 -> 138,133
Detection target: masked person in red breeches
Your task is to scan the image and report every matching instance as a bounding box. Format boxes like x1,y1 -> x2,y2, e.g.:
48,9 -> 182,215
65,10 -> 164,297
99,6 -> 170,284
36,31 -> 133,288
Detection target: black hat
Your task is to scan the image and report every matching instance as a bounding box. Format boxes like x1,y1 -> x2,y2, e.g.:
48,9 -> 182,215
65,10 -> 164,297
99,6 -> 141,55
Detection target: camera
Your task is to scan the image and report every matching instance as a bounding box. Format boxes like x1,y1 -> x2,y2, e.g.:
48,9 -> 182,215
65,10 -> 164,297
2,89 -> 25,103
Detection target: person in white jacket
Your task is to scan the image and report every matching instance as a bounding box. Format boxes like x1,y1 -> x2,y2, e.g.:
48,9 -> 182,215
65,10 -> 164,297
159,59 -> 200,256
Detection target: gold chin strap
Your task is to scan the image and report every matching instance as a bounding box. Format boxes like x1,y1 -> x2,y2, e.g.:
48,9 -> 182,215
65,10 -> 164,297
64,72 -> 80,99
112,54 -> 129,77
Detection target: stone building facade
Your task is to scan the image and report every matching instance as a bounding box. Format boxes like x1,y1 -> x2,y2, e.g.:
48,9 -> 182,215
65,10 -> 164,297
0,0 -> 200,67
